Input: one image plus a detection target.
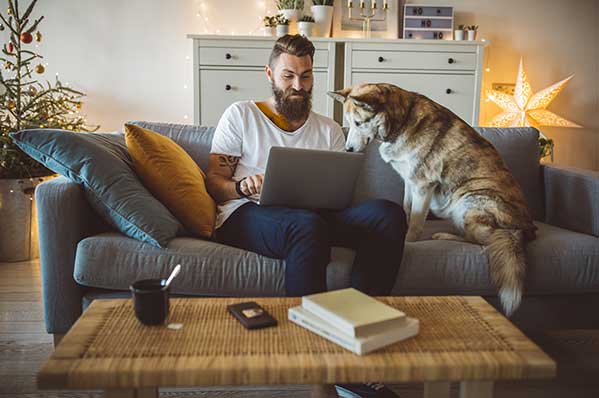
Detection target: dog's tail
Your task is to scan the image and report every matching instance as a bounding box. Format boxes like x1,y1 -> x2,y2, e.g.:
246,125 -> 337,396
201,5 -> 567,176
485,229 -> 527,316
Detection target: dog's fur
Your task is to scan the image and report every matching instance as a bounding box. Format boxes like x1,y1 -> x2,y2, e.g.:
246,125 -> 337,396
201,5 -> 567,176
329,83 -> 537,316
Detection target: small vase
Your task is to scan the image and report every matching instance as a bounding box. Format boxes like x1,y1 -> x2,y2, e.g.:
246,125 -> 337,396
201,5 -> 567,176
311,5 -> 334,37
467,30 -> 477,40
454,30 -> 464,41
280,9 -> 302,22
262,26 -> 275,36
297,22 -> 314,37
276,24 -> 290,37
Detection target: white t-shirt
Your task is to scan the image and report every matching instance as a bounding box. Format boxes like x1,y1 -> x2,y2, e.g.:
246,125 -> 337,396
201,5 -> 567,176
210,100 -> 346,229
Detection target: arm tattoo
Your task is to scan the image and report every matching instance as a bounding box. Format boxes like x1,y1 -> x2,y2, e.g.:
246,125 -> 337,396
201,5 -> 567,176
218,155 -> 239,174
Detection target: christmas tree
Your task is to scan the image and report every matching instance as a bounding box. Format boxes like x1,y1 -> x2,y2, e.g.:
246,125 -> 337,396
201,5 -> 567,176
0,0 -> 98,179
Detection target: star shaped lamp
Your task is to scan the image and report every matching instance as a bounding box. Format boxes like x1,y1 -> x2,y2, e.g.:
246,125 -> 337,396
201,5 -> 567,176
486,58 -> 582,130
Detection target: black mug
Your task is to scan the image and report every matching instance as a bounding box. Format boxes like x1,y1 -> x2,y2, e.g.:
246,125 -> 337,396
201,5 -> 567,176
130,278 -> 170,326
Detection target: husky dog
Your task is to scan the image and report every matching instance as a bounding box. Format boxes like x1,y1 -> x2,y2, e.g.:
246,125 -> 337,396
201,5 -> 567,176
329,83 -> 537,316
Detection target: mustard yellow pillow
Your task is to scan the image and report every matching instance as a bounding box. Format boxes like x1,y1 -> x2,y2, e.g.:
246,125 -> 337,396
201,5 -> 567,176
124,123 -> 216,238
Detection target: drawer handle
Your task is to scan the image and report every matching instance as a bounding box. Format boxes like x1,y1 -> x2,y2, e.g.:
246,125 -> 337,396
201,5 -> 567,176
448,58 -> 455,64
225,84 -> 232,91
378,56 -> 385,63
446,88 -> 453,94
225,53 -> 232,60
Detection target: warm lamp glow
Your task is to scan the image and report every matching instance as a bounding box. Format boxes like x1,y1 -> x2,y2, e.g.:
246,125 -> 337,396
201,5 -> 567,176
486,58 -> 581,129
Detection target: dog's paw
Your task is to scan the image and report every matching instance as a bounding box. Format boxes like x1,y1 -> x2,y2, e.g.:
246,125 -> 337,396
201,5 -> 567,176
432,232 -> 465,241
405,229 -> 422,242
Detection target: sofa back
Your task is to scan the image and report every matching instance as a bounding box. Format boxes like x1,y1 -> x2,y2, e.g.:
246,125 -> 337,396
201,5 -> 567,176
130,121 -> 543,221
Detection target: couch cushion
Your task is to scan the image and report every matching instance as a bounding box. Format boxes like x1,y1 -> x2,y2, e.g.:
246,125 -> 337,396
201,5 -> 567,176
75,221 -> 599,296
10,129 -> 184,248
474,127 -> 543,221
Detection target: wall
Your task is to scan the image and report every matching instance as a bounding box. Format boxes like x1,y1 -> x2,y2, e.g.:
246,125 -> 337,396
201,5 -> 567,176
6,0 -> 597,169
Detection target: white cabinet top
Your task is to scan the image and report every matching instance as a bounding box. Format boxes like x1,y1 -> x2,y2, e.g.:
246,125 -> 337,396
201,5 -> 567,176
187,34 -> 489,47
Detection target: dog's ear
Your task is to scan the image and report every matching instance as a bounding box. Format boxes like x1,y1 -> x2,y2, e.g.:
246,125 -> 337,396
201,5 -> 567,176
327,87 -> 352,103
374,112 -> 392,141
349,92 -> 383,113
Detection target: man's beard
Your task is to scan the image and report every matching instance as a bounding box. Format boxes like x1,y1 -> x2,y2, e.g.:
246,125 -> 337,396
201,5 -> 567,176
272,83 -> 312,122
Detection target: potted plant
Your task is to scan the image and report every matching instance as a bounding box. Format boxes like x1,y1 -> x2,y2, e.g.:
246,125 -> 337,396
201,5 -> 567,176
454,24 -> 465,41
298,15 -> 315,36
276,0 -> 304,22
0,0 -> 98,262
467,25 -> 479,41
275,14 -> 290,37
311,0 -> 334,37
262,15 -> 277,36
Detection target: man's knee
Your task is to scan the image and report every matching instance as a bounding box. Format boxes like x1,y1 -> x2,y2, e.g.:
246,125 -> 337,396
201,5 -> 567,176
286,210 -> 329,241
365,199 -> 408,233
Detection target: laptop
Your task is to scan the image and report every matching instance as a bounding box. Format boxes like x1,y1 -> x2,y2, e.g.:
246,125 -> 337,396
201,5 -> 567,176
258,146 -> 364,210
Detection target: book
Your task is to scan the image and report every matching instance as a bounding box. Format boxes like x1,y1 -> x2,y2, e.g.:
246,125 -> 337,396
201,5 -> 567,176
288,306 -> 419,355
301,288 -> 407,337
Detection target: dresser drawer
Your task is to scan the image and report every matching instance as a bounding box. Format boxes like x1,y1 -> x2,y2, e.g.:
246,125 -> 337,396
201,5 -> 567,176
199,47 -> 330,68
351,72 -> 475,124
351,50 -> 476,71
200,70 -> 330,126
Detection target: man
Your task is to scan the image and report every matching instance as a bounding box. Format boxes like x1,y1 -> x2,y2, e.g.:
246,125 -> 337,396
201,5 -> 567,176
207,34 -> 407,297
207,34 -> 406,398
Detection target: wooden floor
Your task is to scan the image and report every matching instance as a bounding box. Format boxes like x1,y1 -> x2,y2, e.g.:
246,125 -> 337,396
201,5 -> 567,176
1,260 -> 598,398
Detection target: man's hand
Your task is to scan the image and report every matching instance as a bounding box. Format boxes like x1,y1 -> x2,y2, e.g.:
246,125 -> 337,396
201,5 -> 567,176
239,174 -> 264,197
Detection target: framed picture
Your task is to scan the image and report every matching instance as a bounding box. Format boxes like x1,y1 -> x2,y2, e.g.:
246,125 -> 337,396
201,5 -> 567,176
332,0 -> 402,39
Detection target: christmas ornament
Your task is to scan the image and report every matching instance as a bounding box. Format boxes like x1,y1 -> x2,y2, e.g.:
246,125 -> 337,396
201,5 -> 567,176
4,61 -> 11,70
20,32 -> 33,44
6,99 -> 16,109
35,31 -> 42,42
7,42 -> 13,53
486,58 -> 582,128
35,63 -> 45,74
28,86 -> 37,96
76,102 -> 82,110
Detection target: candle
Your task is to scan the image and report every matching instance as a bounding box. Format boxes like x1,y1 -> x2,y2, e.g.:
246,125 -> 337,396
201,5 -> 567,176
372,0 -> 377,9
360,0 -> 365,8
383,0 -> 388,9
347,0 -> 352,8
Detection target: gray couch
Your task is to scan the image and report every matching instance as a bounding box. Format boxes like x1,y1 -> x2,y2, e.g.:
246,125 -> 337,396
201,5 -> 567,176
36,122 -> 599,338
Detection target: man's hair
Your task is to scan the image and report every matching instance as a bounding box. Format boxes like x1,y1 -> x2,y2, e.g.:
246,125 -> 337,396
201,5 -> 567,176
268,34 -> 315,68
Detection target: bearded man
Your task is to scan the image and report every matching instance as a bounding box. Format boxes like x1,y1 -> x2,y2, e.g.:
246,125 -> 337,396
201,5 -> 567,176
207,34 -> 408,298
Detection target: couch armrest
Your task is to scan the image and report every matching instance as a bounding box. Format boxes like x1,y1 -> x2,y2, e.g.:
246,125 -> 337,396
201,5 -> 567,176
542,163 -> 599,237
36,176 -> 110,334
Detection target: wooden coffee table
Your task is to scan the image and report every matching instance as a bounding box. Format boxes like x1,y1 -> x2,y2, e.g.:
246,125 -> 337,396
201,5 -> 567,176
37,296 -> 555,398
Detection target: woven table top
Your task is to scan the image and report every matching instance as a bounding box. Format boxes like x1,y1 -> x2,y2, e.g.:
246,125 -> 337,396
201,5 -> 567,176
38,296 -> 555,390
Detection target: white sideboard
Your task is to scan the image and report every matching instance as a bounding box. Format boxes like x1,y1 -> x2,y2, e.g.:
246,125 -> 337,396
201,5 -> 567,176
188,35 -> 487,127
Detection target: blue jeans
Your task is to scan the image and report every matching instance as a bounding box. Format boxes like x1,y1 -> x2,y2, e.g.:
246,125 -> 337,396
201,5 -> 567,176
215,199 -> 408,296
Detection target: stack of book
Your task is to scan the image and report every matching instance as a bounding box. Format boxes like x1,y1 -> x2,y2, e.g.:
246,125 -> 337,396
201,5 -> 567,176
288,288 -> 419,355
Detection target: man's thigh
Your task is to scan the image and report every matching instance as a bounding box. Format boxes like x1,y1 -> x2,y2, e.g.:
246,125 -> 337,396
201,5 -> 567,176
215,203 -> 323,259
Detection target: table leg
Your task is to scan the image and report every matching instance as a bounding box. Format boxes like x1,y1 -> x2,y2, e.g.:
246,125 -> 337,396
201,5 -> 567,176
459,381 -> 493,398
424,381 -> 450,398
105,388 -> 158,398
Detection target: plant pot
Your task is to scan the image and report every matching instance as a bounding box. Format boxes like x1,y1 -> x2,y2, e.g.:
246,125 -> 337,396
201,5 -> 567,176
297,21 -> 314,37
311,5 -> 334,37
454,30 -> 464,40
262,26 -> 276,36
276,24 -> 290,37
280,9 -> 302,22
467,30 -> 477,40
0,175 -> 54,262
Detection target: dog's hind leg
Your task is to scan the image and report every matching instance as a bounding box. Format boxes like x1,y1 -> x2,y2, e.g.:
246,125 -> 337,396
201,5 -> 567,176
405,184 -> 434,242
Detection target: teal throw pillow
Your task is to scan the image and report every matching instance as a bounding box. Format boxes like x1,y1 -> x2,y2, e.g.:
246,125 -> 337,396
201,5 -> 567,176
10,129 -> 185,248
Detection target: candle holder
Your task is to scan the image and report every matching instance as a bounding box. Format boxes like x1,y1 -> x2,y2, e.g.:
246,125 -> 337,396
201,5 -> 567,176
346,0 -> 389,39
